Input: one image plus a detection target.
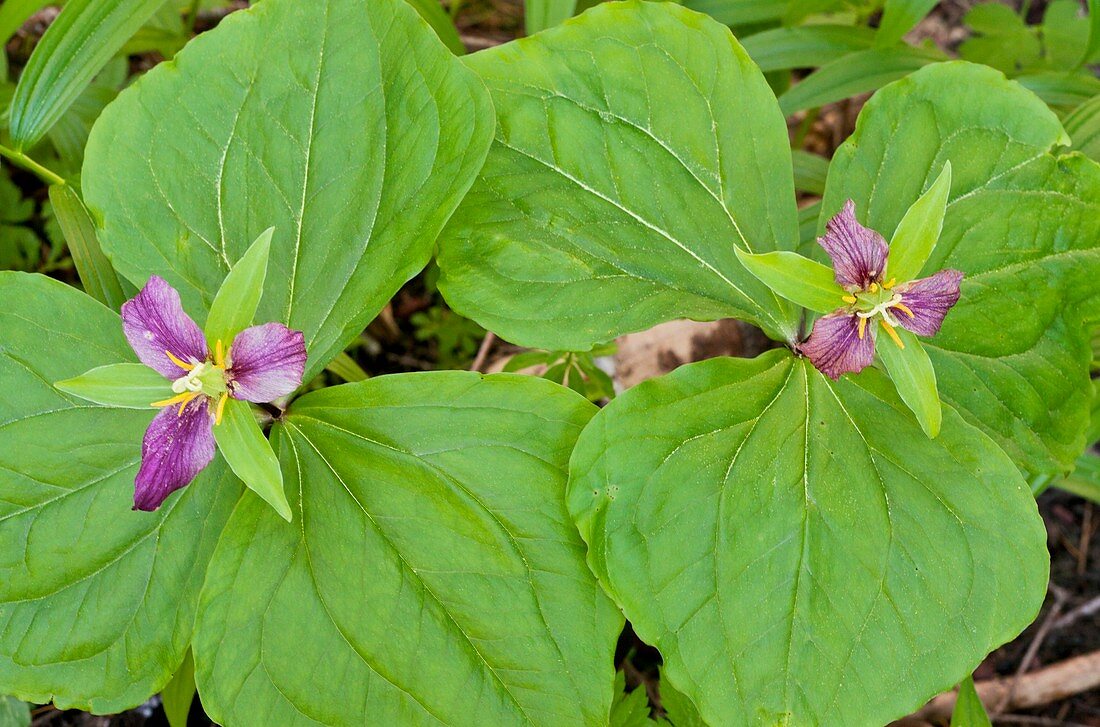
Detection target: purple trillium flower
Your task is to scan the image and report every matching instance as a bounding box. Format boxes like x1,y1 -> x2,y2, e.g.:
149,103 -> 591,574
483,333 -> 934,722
800,200 -> 963,379
121,276 -> 306,511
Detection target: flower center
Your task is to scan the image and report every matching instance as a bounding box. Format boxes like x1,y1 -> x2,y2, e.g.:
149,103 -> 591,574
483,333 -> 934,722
152,342 -> 231,424
839,279 -> 912,349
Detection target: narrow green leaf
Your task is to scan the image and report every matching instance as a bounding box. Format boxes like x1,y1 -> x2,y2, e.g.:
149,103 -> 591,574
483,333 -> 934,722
55,363 -> 171,409
875,0 -> 938,47
887,161 -> 951,282
876,324 -> 942,438
503,350 -> 553,372
9,0 -> 166,150
1015,72 -> 1100,109
204,227 -> 273,345
680,0 -> 788,26
404,0 -> 466,55
526,0 -> 578,35
48,184 -> 127,310
0,0 -> 51,46
798,200 -> 823,251
214,397 -> 291,522
1063,94 -> 1100,161
161,650 -> 196,727
741,25 -> 875,73
324,351 -> 369,382
791,149 -> 829,196
1083,0 -> 1100,65
735,248 -> 846,314
777,47 -> 944,116
1053,452 -> 1100,504
950,675 -> 992,727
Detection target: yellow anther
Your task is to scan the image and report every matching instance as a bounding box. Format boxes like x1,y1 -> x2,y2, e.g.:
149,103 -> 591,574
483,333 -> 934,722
857,317 -> 867,340
842,295 -> 858,305
151,391 -> 194,409
215,339 -> 226,368
215,392 -> 229,425
893,302 -> 916,319
868,282 -> 879,293
883,278 -> 896,290
880,320 -> 905,350
165,350 -> 196,371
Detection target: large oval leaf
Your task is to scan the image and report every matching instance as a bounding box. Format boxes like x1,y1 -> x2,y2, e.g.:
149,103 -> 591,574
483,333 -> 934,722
568,351 -> 1047,726
0,273 -> 239,712
437,1 -> 800,350
822,62 -> 1100,473
193,373 -> 622,726
83,0 -> 494,381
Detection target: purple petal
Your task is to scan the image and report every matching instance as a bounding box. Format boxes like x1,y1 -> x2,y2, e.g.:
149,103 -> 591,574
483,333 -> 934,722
227,323 -> 307,403
800,312 -> 876,380
895,269 -> 964,337
121,276 -> 208,379
134,396 -> 215,511
818,200 -> 890,290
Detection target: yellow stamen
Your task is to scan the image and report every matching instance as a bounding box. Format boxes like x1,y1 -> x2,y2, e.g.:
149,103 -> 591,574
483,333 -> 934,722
893,302 -> 916,319
151,391 -> 195,408
868,282 -> 879,293
215,392 -> 229,425
857,317 -> 867,340
177,393 -> 197,416
165,350 -> 195,371
842,294 -> 857,305
883,277 -> 896,290
880,320 -> 905,349
215,339 -> 226,368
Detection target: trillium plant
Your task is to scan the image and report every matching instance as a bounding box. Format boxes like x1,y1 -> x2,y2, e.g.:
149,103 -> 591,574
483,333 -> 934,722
0,1 -> 1098,727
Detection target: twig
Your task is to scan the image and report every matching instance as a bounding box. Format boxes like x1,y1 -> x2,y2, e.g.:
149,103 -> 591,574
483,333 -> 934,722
1077,502 -> 1092,575
459,33 -> 504,51
1053,594 -> 1100,630
995,586 -> 1069,713
470,332 -> 496,373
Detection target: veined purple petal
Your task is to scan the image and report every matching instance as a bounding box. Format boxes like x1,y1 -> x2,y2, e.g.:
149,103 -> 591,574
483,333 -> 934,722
800,312 -> 876,380
227,323 -> 307,403
122,276 -> 208,378
818,200 -> 889,290
134,396 -> 215,511
895,269 -> 963,337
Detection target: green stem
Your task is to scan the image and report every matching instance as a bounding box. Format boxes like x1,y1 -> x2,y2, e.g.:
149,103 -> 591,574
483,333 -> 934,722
792,107 -> 820,150
0,144 -> 66,186
185,0 -> 201,33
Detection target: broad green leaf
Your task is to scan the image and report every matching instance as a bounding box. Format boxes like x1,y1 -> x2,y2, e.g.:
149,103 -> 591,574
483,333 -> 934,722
55,363 -> 172,409
0,226 -> 39,272
886,160 -> 951,283
193,373 -> 622,726
204,227 -> 273,345
950,676 -> 992,727
741,25 -> 875,73
404,0 -> 466,55
959,4 -> 1041,74
735,249 -> 845,314
83,0 -> 494,383
48,184 -> 126,310
9,0 -> 165,150
777,47 -> 945,116
161,650 -> 195,727
875,0 -> 938,47
0,696 -> 30,727
0,272 -> 239,712
659,673 -> 704,727
823,62 -> 1100,473
0,0 -> 51,46
438,1 -> 801,350
876,326 -> 942,438
610,671 -> 653,727
1041,0 -> 1091,71
680,0 -> 787,26
1064,94 -> 1100,161
568,351 -> 1047,726
1015,72 -> 1100,109
525,0 -> 578,35
790,149 -> 829,195
213,397 -> 290,522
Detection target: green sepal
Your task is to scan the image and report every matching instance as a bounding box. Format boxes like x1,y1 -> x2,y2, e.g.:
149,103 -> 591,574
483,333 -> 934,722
204,227 -> 273,346
876,326 -> 942,438
735,248 -> 847,315
161,650 -> 196,727
887,161 -> 952,282
950,675 -> 992,727
213,396 -> 291,522
55,362 -> 172,409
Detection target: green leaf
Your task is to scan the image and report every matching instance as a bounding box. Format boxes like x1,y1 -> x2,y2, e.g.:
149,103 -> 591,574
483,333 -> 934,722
875,0 -> 938,47
212,397 -> 291,522
876,326 -> 942,438
1041,0 -> 1091,71
0,272 -> 240,712
791,149 -> 829,196
1063,94 -> 1100,162
568,351 -> 1048,726
526,0 -> 578,35
741,25 -> 875,73
404,0 -> 466,55
9,0 -> 166,150
161,650 -> 195,727
735,249 -> 846,314
0,696 -> 30,727
823,62 -> 1100,473
204,227 -> 273,345
324,351 -> 369,382
610,671 -> 653,727
83,0 -> 494,383
502,350 -> 553,372
55,363 -> 172,409
886,160 -> 951,282
1086,0 -> 1100,64
950,675 -> 992,727
0,226 -> 40,272
0,0 -> 51,46
439,1 -> 801,350
959,4 -> 1042,74
1015,71 -> 1100,109
1053,451 -> 1100,504
659,673 -> 704,727
193,373 -> 622,726
48,184 -> 127,310
680,0 -> 788,26
777,47 -> 945,116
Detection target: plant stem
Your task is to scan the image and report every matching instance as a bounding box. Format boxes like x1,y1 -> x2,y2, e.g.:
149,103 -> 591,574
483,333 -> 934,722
0,144 -> 66,186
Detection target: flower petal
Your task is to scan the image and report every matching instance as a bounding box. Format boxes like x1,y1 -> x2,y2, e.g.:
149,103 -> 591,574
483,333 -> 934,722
895,269 -> 963,337
134,396 -> 215,511
227,323 -> 307,403
818,200 -> 889,289
800,312 -> 876,380
121,276 -> 208,378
